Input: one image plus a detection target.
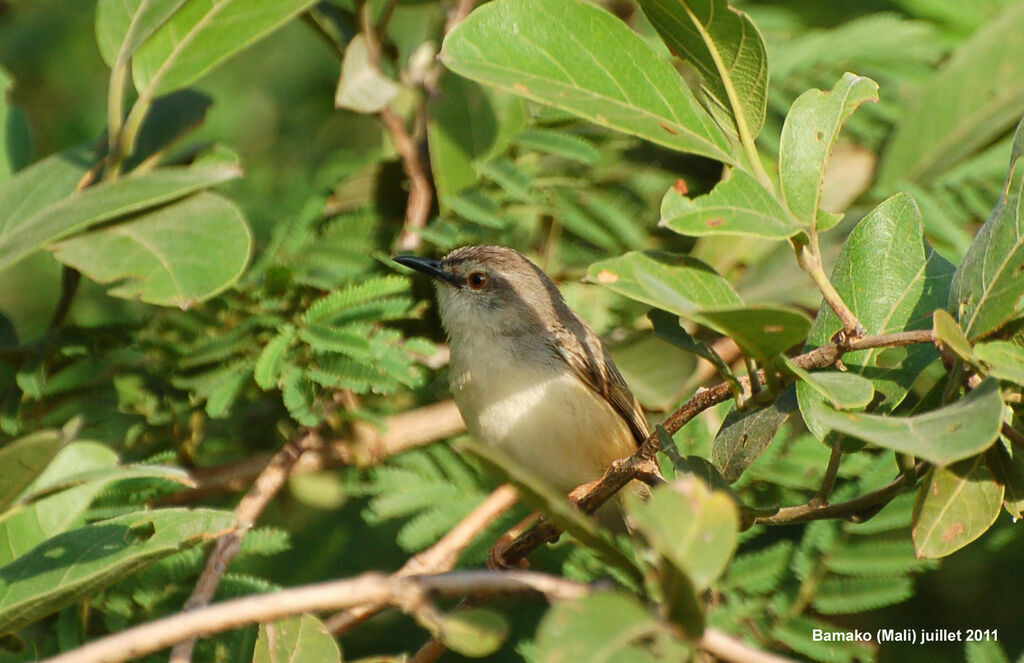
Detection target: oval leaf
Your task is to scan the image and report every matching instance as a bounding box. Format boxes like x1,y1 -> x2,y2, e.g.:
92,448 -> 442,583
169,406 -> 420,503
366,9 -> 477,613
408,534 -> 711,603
782,357 -> 875,410
779,73 -> 878,230
254,614 -> 341,663
0,426 -> 75,513
712,386 -> 799,483
49,191 -> 252,308
912,457 -> 1003,559
802,379 -> 1004,467
692,306 -> 811,361
441,0 -> 734,163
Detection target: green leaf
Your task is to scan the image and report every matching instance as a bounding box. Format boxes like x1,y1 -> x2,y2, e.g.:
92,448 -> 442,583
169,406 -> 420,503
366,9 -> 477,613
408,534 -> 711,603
0,66 -> 31,182
95,0 -> 188,68
0,423 -> 77,514
779,73 -> 878,230
49,191 -> 252,308
986,443 -> 1024,520
692,306 -> 811,362
781,358 -> 875,410
254,325 -> 297,390
637,0 -> 768,139
441,0 -> 734,163
975,340 -> 1024,385
878,2 -> 1024,186
648,309 -> 733,380
933,308 -> 979,366
949,119 -> 1024,341
812,576 -> 914,614
253,614 -> 341,663
803,379 -> 1003,466
0,147 -> 91,234
534,592 -> 692,661
0,508 -> 234,635
798,193 -> 954,440
712,386 -> 799,483
661,169 -> 800,239
624,478 -> 738,590
588,251 -> 742,316
0,164 -> 241,271
132,0 -> 320,96
429,71 -> 527,200
912,456 -> 1003,558
335,34 -> 402,113
301,275 -> 410,325
425,608 -> 509,658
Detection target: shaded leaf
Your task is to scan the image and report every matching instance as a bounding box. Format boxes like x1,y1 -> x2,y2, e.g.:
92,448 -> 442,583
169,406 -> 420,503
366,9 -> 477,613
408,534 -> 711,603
649,309 -> 733,379
693,305 -> 811,361
661,169 -> 800,239
986,443 -> 1024,520
625,477 -> 739,589
913,456 -> 1003,558
975,340 -> 1024,385
779,73 -> 878,230
0,164 -> 241,271
441,0 -> 734,163
0,508 -> 234,635
253,614 -> 341,663
0,424 -> 76,514
933,308 -> 979,365
638,0 -> 768,138
804,379 -> 1003,466
949,119 -> 1024,341
425,608 -> 509,658
132,0 -> 321,96
514,128 -> 600,164
713,386 -> 798,483
0,147 -> 92,235
49,191 -> 252,308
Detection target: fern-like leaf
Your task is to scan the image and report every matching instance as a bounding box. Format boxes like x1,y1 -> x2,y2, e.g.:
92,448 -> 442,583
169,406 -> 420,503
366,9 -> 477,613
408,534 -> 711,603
300,275 -> 410,325
254,324 -> 296,390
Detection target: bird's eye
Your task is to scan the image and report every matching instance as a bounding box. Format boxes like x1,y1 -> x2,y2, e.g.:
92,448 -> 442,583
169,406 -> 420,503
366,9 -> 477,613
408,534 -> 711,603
467,272 -> 488,290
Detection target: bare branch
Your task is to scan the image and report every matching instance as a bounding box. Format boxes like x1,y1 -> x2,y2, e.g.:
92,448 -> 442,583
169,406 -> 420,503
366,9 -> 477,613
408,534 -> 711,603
41,571 -> 586,663
168,431 -> 322,663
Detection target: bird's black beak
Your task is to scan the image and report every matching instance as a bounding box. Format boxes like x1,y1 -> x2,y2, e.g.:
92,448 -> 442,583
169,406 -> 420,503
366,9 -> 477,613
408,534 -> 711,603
393,255 -> 460,287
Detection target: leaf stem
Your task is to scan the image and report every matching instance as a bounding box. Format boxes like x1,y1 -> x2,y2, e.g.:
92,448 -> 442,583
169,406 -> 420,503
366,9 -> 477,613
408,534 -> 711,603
793,234 -> 864,336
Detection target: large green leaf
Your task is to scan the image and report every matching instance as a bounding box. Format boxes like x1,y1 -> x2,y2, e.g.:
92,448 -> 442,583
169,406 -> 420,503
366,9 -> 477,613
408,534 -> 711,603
50,191 -> 252,308
0,425 -> 76,514
949,119 -> 1024,341
0,164 -> 241,271
661,169 -> 801,239
132,0 -> 320,96
588,251 -> 741,315
441,0 -> 734,163
95,0 -> 189,68
428,70 -> 527,201
253,614 -> 341,663
803,379 -> 1003,466
534,592 -> 692,661
878,2 -> 1024,186
693,306 -> 811,362
638,0 -> 768,139
798,193 -> 954,441
912,457 -> 1003,558
625,478 -> 738,590
0,508 -> 234,635
779,73 -> 879,230
0,442 -> 192,567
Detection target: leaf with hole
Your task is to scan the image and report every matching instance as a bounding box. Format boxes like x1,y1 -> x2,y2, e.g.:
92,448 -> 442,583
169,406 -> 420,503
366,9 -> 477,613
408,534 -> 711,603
441,0 -> 733,163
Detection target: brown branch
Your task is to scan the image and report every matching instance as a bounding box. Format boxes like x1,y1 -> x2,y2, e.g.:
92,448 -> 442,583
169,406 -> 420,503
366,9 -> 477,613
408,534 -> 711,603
160,400 -> 465,504
382,107 -> 433,252
498,329 -> 937,565
40,571 -> 586,663
325,483 -> 519,634
444,0 -> 477,34
168,431 -> 322,663
1003,422 -> 1024,452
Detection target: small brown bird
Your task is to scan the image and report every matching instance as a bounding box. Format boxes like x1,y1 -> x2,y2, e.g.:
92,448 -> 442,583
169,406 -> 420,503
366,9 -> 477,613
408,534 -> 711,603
394,245 -> 651,502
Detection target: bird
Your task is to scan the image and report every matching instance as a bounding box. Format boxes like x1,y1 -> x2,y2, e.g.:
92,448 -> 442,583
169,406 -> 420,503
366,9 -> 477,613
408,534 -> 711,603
394,245 -> 654,512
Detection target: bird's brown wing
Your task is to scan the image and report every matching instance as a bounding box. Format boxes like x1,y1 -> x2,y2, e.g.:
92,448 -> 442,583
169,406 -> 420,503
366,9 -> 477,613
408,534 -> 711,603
549,323 -> 650,446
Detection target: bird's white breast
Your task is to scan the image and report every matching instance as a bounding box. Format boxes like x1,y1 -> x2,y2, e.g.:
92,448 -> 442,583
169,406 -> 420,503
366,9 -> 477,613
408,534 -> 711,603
448,333 -> 636,493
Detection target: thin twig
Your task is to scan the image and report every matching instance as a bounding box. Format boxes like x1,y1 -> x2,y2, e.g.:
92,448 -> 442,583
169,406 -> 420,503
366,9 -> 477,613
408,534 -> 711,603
809,440 -> 843,507
382,106 -> 433,251
325,483 -> 519,634
167,431 -> 322,663
40,571 -> 586,663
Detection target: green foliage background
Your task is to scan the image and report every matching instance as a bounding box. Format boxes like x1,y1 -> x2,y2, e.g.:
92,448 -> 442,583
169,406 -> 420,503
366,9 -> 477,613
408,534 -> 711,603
1,0 -> 1023,662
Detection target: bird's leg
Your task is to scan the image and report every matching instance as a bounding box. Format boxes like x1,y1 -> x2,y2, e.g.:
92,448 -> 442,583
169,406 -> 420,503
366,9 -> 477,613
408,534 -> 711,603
487,512 -> 540,570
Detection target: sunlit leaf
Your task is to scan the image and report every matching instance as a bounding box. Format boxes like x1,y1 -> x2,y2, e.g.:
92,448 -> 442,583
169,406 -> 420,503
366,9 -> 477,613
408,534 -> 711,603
253,614 -> 341,663
913,456 -> 1002,558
